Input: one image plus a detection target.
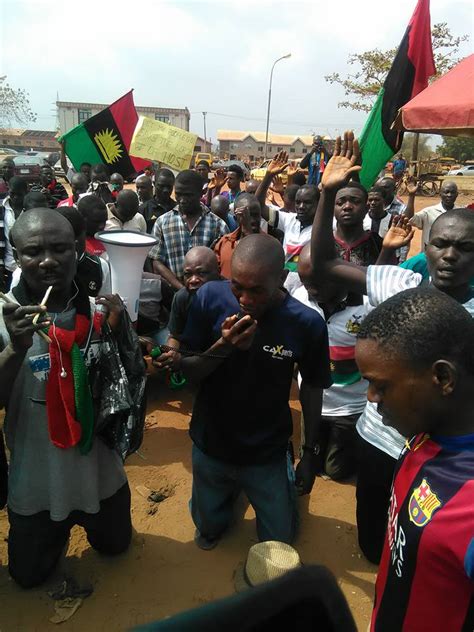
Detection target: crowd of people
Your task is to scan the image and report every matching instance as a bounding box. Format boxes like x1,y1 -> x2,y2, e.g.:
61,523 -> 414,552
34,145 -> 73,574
0,130 -> 473,631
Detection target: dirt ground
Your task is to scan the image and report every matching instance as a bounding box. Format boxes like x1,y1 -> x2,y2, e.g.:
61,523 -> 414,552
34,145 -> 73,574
0,193 -> 472,632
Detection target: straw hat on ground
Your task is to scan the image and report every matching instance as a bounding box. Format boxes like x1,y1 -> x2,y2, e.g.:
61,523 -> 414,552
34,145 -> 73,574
234,540 -> 301,592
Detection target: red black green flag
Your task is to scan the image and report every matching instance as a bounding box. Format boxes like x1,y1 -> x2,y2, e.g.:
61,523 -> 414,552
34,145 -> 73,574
359,0 -> 435,188
60,91 -> 149,178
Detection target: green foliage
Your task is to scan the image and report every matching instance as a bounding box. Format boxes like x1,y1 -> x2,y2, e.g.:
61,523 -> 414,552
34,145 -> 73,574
325,23 -> 469,112
0,76 -> 37,127
436,136 -> 474,163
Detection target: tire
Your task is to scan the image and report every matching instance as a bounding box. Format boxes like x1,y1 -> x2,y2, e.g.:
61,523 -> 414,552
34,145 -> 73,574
421,181 -> 438,197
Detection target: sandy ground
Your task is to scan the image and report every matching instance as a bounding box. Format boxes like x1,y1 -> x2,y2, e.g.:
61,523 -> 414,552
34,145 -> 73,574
0,193 -> 472,632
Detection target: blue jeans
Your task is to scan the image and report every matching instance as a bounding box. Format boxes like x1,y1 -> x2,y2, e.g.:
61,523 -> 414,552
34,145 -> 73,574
191,444 -> 298,544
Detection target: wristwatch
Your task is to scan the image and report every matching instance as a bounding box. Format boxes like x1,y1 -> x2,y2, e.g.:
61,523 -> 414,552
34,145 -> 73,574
302,444 -> 320,456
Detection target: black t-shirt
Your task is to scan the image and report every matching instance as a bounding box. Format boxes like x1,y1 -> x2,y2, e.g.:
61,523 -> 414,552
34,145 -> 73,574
181,280 -> 331,465
139,197 -> 175,233
168,287 -> 195,339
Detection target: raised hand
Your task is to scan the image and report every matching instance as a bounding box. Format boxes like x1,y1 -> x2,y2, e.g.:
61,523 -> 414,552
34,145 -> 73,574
234,202 -> 253,236
321,130 -> 362,191
266,150 -> 289,177
270,175 -> 285,195
209,168 -> 227,190
383,215 -> 415,250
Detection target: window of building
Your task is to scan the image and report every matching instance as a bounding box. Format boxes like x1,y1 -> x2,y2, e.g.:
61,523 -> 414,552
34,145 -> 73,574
78,109 -> 92,123
290,148 -> 296,153
302,148 -> 307,154
268,146 -> 272,153
14,140 -> 20,145
277,146 -> 283,152
38,142 -> 44,147
155,114 -> 169,123
195,145 -> 201,152
258,146 -> 263,152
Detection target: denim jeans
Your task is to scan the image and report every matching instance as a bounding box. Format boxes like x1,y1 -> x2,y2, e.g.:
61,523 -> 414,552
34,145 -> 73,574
191,444 -> 298,544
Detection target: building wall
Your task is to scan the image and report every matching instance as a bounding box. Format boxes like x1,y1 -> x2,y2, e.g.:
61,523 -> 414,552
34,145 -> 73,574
0,132 -> 59,152
218,137 -> 311,161
57,103 -> 190,135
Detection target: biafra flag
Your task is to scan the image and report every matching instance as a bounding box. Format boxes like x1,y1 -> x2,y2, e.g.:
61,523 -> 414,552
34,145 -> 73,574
359,0 -> 435,189
61,91 -> 149,178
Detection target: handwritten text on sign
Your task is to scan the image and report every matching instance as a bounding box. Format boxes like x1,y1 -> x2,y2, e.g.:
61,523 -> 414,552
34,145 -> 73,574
130,116 -> 198,172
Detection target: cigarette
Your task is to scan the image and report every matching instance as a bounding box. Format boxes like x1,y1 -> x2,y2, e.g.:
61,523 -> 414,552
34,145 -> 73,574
32,285 -> 53,325
0,292 -> 52,344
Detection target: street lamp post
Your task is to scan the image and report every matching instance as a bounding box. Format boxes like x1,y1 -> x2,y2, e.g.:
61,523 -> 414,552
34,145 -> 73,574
264,53 -> 291,160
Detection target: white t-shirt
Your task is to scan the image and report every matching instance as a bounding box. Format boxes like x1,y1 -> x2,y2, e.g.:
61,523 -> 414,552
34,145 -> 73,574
270,210 -> 312,295
410,202 -> 445,249
105,210 -> 147,233
293,285 -> 369,416
356,265 -> 474,459
3,198 -> 17,272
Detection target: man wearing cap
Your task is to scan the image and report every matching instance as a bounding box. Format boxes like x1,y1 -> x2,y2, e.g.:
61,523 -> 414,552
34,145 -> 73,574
179,233 -> 331,549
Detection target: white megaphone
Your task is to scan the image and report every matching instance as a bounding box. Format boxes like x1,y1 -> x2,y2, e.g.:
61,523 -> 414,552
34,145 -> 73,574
95,230 -> 158,322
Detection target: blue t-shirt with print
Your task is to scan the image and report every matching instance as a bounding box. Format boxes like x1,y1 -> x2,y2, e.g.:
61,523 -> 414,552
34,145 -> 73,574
181,280 -> 331,465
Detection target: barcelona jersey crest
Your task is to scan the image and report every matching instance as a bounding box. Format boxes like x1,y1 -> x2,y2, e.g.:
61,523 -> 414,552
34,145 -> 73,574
408,478 -> 442,527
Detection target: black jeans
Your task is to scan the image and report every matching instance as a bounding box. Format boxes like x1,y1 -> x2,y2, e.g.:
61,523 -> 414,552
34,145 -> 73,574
356,437 -> 397,564
319,414 -> 360,481
8,482 -> 132,588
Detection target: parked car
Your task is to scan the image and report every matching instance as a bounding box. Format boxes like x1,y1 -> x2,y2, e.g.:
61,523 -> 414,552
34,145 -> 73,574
447,165 -> 474,176
215,159 -> 250,179
10,154 -> 48,185
0,147 -> 18,156
251,159 -> 287,184
194,152 -> 213,166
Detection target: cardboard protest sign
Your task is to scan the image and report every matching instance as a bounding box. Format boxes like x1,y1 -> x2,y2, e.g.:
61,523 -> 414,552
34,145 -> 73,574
130,116 -> 198,171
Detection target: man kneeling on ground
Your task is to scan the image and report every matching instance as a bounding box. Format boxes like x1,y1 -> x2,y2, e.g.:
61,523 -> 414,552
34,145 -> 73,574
179,233 -> 331,549
0,209 -> 133,588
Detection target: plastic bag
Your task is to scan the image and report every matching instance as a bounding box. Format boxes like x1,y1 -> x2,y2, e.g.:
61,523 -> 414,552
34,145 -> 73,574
91,309 -> 147,461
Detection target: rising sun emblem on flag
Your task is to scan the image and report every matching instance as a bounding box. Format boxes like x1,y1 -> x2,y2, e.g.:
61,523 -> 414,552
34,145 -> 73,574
94,128 -> 123,164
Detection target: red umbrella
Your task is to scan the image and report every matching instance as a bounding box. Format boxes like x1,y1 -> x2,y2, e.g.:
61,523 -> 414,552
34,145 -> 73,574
393,54 -> 474,137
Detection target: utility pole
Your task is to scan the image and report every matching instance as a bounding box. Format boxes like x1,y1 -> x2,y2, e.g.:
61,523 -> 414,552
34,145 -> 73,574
202,112 -> 207,151
264,54 -> 291,160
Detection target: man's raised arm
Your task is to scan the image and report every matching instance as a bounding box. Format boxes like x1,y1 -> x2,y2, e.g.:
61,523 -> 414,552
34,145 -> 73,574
255,151 -> 289,222
311,131 -> 368,296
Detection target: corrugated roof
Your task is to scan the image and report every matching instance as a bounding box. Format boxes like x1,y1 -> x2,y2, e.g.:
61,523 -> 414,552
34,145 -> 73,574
217,130 -> 315,145
0,128 -> 25,136
0,128 -> 58,139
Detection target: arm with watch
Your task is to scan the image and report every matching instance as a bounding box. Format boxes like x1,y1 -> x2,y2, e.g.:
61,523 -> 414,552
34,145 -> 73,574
295,381 -> 324,495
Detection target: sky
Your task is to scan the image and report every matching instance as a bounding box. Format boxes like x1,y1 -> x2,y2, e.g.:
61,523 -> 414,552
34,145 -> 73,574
1,0 -> 472,145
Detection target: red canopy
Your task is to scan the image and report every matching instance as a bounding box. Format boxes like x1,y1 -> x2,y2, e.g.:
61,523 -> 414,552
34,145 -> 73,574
393,54 -> 474,137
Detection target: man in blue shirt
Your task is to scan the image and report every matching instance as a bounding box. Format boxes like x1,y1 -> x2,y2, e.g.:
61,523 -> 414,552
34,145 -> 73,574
392,153 -> 407,181
180,234 -> 331,549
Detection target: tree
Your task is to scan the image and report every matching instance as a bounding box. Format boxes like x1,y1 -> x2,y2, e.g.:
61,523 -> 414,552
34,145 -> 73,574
436,137 -> 474,163
0,76 -> 36,127
325,23 -> 469,112
400,134 -> 434,161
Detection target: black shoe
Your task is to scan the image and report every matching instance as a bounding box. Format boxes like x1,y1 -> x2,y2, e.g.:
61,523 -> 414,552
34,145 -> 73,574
194,529 -> 220,551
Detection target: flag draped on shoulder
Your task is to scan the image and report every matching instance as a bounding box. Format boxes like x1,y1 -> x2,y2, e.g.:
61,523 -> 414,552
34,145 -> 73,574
60,91 -> 149,178
359,0 -> 435,189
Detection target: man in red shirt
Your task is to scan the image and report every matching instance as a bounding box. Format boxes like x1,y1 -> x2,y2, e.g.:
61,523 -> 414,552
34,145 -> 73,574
57,173 -> 88,208
213,193 -> 261,279
355,287 -> 474,632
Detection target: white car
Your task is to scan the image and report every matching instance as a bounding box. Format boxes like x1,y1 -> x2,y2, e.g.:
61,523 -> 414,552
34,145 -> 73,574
447,165 -> 474,176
